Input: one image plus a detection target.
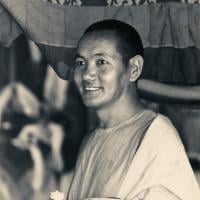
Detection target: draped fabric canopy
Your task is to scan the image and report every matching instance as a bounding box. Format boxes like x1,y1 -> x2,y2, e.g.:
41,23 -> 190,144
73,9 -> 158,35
0,0 -> 200,83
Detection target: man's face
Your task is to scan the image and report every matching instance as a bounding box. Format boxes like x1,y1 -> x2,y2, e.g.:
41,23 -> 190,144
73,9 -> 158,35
74,31 -> 131,110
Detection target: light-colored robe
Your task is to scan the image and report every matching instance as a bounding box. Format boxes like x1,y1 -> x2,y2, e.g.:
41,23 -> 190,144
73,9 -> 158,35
68,110 -> 200,200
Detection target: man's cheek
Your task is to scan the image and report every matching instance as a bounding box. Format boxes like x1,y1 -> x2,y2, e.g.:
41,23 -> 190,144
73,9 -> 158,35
76,80 -> 84,95
74,73 -> 81,87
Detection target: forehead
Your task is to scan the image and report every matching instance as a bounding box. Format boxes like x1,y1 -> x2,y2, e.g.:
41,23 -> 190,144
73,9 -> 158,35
77,31 -> 121,57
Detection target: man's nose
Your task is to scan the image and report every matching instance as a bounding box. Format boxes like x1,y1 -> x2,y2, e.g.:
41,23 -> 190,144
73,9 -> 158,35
82,64 -> 97,81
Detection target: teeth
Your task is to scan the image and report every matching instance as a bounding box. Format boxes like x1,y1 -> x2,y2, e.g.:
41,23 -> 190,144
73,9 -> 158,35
85,87 -> 100,91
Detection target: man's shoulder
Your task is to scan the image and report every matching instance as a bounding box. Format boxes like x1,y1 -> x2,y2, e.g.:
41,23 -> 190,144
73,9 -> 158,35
148,114 -> 182,142
149,113 -> 176,133
119,114 -> 200,200
141,113 -> 184,157
134,113 -> 191,177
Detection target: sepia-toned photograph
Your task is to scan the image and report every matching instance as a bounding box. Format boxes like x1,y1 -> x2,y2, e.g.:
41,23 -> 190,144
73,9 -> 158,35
0,0 -> 200,199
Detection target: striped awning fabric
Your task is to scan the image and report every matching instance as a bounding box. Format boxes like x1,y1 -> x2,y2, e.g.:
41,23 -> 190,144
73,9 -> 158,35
0,0 -> 200,83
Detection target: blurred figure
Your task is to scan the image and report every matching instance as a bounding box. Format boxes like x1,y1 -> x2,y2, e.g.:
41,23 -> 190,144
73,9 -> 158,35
12,122 -> 65,200
0,37 -> 87,199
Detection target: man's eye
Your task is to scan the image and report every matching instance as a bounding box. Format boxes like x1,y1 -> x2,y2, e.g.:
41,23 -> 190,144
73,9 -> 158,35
97,59 -> 109,65
75,60 -> 86,68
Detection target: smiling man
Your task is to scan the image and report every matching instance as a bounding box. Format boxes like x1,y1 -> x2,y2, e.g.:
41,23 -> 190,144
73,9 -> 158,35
67,20 -> 200,200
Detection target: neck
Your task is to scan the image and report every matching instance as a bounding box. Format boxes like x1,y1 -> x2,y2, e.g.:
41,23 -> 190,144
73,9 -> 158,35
96,89 -> 144,129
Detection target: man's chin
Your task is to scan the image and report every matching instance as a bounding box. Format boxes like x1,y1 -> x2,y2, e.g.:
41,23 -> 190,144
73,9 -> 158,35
83,100 -> 98,108
83,99 -> 103,109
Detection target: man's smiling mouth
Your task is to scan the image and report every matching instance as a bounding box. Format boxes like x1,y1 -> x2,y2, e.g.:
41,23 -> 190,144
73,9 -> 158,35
83,86 -> 103,97
84,87 -> 101,91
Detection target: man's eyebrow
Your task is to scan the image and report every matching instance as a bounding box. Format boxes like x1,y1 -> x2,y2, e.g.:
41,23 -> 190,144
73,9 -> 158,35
94,53 -> 104,56
75,54 -> 84,59
94,53 -> 114,59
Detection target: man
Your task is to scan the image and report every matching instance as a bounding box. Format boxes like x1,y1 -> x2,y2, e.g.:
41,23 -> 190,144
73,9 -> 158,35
67,19 -> 200,200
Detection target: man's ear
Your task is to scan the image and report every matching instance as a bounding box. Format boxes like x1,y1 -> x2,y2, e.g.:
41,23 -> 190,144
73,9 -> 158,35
128,55 -> 144,82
